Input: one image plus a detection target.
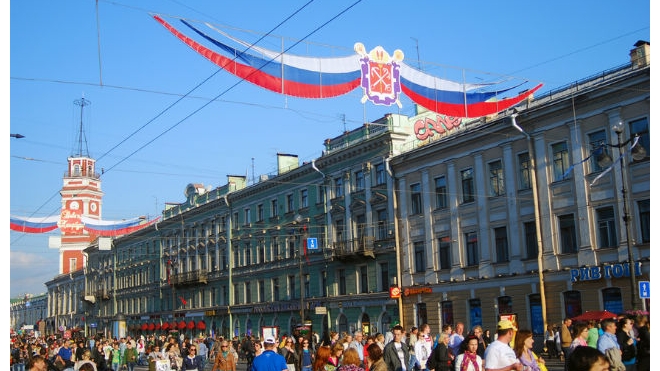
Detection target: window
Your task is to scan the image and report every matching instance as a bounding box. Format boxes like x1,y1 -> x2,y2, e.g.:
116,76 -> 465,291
629,117 -> 649,157
257,204 -> 264,222
288,238 -> 296,259
494,227 -> 509,262
563,291 -> 583,319
488,160 -> 505,196
497,296 -> 513,314
335,219 -> 345,242
287,194 -> 294,212
318,184 -> 326,204
379,262 -> 389,291
417,303 -> 428,327
245,243 -> 251,266
414,241 -> 426,273
524,222 -> 538,259
469,299 -> 482,328
245,282 -> 251,304
441,301 -> 454,327
359,266 -> 368,294
301,189 -> 308,208
588,130 -> 608,172
552,142 -> 570,181
438,236 -> 451,270
435,176 -> 447,209
354,170 -> 364,191
233,249 -> 240,268
377,210 -> 388,240
410,183 -> 422,214
234,284 -> 240,305
602,288 -> 623,314
321,270 -> 328,297
244,208 -> 251,225
596,207 -> 617,248
334,177 -> 344,197
638,199 -> 650,243
529,294 -> 543,335
375,163 -> 386,185
273,238 -> 280,260
355,214 -> 366,243
232,212 -> 239,228
558,214 -> 578,253
466,232 -> 479,266
288,275 -> 297,299
272,278 -> 280,300
338,269 -> 347,295
461,168 -> 475,203
258,280 -> 265,302
258,239 -> 266,263
271,198 -> 278,218
304,273 -> 310,298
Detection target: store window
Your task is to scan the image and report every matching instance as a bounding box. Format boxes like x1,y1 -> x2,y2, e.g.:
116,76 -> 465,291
441,301 -> 454,326
602,288 -> 623,314
563,291 -> 583,319
469,299 -> 482,328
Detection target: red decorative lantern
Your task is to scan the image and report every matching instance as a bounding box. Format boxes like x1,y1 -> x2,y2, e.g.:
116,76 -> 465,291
155,323 -> 162,330
196,321 -> 206,330
141,323 -> 148,331
177,320 -> 186,330
148,323 -> 156,331
187,320 -> 195,329
161,322 -> 169,330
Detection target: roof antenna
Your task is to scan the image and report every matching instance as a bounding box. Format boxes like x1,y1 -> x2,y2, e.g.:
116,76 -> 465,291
73,96 -> 91,157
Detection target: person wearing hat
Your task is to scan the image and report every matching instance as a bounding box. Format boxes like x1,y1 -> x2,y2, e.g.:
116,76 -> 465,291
251,337 -> 288,371
483,320 -> 523,371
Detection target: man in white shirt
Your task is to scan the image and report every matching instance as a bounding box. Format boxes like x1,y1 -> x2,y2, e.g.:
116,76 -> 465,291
448,322 -> 464,356
484,320 -> 523,371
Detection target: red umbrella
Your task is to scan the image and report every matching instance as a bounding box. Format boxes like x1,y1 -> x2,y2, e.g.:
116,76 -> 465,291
196,321 -> 206,330
148,323 -> 156,331
161,322 -> 169,330
155,323 -> 162,330
177,320 -> 186,330
572,310 -> 618,322
141,323 -> 148,331
187,320 -> 195,330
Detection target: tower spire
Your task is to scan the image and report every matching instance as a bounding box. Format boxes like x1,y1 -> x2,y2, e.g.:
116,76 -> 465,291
73,96 -> 91,157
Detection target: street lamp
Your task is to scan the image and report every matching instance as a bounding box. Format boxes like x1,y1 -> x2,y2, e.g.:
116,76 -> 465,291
598,122 -> 645,310
293,214 -> 306,326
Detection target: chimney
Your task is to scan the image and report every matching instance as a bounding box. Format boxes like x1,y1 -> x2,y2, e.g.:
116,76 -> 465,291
630,40 -> 650,68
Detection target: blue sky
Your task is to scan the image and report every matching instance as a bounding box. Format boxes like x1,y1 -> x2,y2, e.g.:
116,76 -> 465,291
8,0 -> 651,298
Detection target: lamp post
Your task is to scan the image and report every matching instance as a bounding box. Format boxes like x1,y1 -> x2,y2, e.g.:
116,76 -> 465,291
612,122 -> 640,310
294,214 -> 306,326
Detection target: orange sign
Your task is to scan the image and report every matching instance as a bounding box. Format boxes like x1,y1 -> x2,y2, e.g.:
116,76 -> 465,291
389,286 -> 401,299
404,287 -> 433,296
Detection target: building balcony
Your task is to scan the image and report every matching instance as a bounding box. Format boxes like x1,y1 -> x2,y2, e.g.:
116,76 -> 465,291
95,289 -> 111,301
171,269 -> 208,286
332,237 -> 376,262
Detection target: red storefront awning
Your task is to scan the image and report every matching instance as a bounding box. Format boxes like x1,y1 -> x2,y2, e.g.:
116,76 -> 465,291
155,323 -> 162,330
177,320 -> 186,330
161,322 -> 169,330
187,320 -> 195,329
196,321 -> 206,330
141,323 -> 148,331
148,323 -> 156,331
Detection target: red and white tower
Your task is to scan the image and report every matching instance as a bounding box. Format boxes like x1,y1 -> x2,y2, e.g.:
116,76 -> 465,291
54,97 -> 104,274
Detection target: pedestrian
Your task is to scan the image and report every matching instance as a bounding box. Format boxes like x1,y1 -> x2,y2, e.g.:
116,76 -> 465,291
366,344 -> 387,371
197,338 -> 209,370
569,323 -> 590,358
337,348 -> 365,371
586,321 -> 599,349
566,346 -> 609,371
596,318 -> 625,371
299,337 -> 315,371
251,337 -> 287,371
544,325 -> 557,359
110,343 -> 122,371
453,335 -> 483,371
426,332 -> 451,371
468,326 -> 486,359
448,323 -> 465,358
348,331 -> 365,367
147,345 -> 167,371
483,320 -> 523,371
513,330 -> 545,371
27,355 -> 48,371
327,343 -> 344,371
414,324 -> 432,371
122,341 -> 139,371
615,318 -> 636,371
212,340 -> 237,371
634,315 -> 649,371
181,345 -> 203,371
560,318 -> 573,361
282,338 -> 300,371
383,325 -> 410,371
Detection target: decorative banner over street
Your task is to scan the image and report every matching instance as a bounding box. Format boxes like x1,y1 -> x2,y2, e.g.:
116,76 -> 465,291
154,15 -> 542,118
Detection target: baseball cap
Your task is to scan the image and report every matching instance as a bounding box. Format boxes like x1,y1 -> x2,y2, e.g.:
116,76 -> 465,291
264,337 -> 276,345
497,320 -> 514,330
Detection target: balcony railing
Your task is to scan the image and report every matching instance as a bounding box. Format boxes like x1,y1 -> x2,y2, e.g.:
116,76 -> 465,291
333,237 -> 376,260
171,269 -> 208,286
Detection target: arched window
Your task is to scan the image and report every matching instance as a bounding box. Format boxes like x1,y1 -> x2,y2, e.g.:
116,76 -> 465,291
73,164 -> 81,176
337,313 -> 348,334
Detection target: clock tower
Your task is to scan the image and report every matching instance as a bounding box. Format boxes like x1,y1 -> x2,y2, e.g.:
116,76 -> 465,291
55,97 -> 104,275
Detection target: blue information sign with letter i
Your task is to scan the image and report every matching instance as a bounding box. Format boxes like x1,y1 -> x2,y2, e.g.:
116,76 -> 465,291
639,281 -> 650,299
307,238 -> 318,250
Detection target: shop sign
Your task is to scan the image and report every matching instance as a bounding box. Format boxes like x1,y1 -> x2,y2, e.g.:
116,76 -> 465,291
404,287 -> 432,296
570,262 -> 642,283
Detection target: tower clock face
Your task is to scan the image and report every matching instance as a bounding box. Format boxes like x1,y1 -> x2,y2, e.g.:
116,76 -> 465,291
69,200 -> 81,211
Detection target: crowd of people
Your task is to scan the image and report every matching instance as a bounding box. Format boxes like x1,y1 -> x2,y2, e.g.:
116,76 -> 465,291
9,313 -> 650,371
